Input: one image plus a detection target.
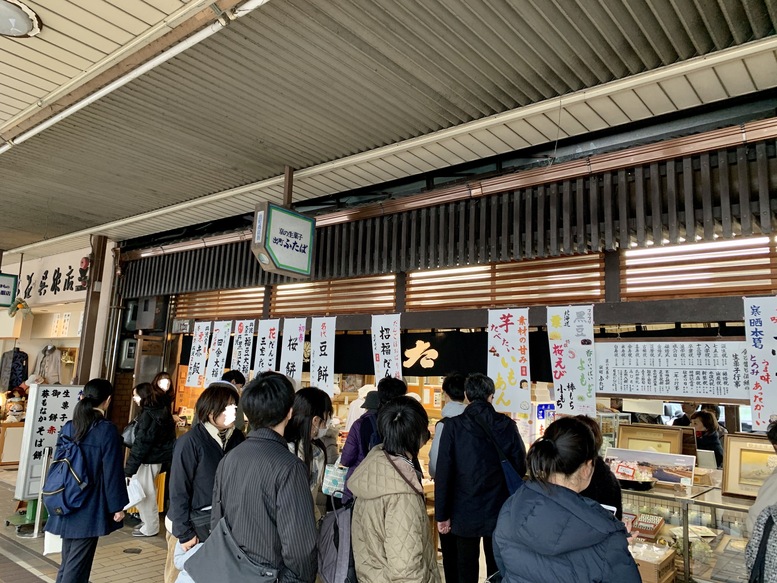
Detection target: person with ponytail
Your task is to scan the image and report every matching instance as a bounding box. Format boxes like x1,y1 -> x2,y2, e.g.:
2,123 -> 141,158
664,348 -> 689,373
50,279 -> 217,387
284,386 -> 333,518
45,378 -> 128,583
493,416 -> 640,583
125,382 -> 177,537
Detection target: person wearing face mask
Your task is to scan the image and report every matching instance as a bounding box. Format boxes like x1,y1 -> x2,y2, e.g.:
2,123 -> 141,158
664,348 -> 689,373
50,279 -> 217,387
164,383 -> 244,583
284,386 -> 333,519
691,410 -> 724,468
494,417 -> 640,583
221,370 -> 246,432
350,396 -> 439,583
125,382 -> 177,537
153,372 -> 182,425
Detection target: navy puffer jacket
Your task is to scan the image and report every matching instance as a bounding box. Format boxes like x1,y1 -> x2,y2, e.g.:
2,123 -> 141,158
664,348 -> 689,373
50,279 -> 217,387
494,480 -> 640,583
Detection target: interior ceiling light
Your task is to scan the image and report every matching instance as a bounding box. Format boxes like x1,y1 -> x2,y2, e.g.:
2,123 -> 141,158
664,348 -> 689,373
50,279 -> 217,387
0,0 -> 42,37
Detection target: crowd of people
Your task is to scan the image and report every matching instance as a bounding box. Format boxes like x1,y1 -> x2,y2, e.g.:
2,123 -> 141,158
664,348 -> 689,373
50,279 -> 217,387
43,370 -> 777,583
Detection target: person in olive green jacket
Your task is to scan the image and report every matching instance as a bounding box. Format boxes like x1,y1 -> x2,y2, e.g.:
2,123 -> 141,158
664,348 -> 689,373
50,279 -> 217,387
348,396 -> 440,583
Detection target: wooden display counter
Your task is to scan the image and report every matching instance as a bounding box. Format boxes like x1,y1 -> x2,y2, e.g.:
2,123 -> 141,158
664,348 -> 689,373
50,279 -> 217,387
0,422 -> 24,465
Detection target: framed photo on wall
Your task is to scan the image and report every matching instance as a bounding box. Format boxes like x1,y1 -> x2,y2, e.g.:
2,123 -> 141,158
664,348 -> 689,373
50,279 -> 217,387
722,433 -> 777,498
617,424 -> 684,455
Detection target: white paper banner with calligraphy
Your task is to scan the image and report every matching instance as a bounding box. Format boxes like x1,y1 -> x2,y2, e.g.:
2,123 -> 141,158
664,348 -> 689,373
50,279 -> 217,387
487,309 -> 531,417
596,341 -> 749,400
205,321 -> 233,386
254,319 -> 280,376
4,248 -> 92,307
231,319 -> 256,379
280,318 -> 306,383
311,317 -> 337,395
547,305 -> 596,416
186,322 -> 212,387
372,314 -> 402,379
16,384 -> 80,499
744,297 -> 777,431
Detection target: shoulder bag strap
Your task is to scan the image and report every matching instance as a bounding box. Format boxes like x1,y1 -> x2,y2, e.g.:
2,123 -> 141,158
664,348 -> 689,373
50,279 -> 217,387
749,514 -> 774,583
473,415 -> 520,475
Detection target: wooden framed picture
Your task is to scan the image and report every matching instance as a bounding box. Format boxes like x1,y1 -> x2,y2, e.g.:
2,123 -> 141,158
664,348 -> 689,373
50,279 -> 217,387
616,424 -> 684,455
722,433 -> 777,498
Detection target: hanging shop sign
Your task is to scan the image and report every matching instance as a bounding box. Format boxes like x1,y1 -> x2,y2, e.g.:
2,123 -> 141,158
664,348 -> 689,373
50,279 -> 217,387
254,318 -> 280,375
231,319 -> 256,379
4,248 -> 92,307
251,202 -> 315,278
280,318 -> 306,383
487,309 -> 532,415
596,341 -> 749,401
547,305 -> 596,416
311,317 -> 336,395
16,384 -> 81,500
204,321 -> 233,386
0,273 -> 17,308
186,322 -> 212,387
744,297 -> 777,431
372,314 -> 402,379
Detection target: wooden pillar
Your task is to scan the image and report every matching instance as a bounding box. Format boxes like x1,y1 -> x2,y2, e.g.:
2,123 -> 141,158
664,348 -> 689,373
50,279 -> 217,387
76,236 -> 107,383
283,165 -> 294,208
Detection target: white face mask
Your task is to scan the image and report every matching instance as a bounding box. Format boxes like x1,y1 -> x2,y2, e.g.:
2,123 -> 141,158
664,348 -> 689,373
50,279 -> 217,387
158,378 -> 170,391
316,425 -> 329,439
223,404 -> 237,427
133,394 -> 141,405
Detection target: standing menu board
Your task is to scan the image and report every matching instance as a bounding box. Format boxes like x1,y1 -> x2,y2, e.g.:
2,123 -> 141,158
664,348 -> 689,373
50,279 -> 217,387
15,384 -> 82,500
595,341 -> 749,400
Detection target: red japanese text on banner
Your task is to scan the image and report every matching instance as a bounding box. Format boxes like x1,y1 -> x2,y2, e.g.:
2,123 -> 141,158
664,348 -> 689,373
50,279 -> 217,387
186,322 -> 212,387
744,297 -> 777,431
487,309 -> 531,415
280,318 -> 306,383
371,314 -> 402,379
547,305 -> 596,417
254,318 -> 280,376
231,319 -> 256,379
205,321 -> 233,386
311,317 -> 337,396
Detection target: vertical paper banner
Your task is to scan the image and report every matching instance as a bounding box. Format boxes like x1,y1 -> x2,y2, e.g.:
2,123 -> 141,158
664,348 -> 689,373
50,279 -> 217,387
280,318 -> 306,383
186,322 -> 212,387
487,309 -> 532,417
231,319 -> 256,379
205,320 -> 233,386
547,305 -> 596,416
371,314 -> 402,379
744,297 -> 777,430
311,317 -> 337,395
254,318 -> 280,375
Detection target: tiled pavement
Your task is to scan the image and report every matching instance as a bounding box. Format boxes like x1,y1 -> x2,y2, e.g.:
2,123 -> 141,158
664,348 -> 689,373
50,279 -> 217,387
0,467 -> 168,583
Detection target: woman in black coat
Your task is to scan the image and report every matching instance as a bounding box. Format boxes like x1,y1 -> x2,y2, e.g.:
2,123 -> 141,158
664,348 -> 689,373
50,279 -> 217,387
691,410 -> 724,468
125,382 -> 176,537
577,415 -> 623,519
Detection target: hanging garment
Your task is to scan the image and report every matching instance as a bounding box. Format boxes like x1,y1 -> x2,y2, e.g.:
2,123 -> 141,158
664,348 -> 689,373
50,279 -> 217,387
0,349 -> 29,390
35,346 -> 61,384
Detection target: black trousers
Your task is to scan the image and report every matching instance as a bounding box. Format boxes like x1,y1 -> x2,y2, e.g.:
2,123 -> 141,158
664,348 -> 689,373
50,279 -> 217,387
57,537 -> 99,583
455,535 -> 498,583
439,531 -> 458,583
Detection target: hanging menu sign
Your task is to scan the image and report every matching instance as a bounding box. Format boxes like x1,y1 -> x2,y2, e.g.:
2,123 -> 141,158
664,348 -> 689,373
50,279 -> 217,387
254,318 -> 280,376
186,322 -> 212,387
280,318 -> 306,383
311,317 -> 336,395
231,319 -> 256,379
372,314 -> 402,379
204,321 -> 233,386
596,341 -> 749,401
547,305 -> 596,416
16,384 -> 81,500
487,309 -> 531,415
744,297 -> 777,430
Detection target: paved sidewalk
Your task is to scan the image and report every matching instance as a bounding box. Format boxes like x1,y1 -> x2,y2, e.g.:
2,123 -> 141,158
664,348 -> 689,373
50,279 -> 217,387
0,468 -> 167,583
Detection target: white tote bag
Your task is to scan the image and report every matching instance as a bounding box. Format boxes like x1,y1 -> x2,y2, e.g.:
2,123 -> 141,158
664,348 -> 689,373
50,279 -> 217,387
124,475 -> 146,510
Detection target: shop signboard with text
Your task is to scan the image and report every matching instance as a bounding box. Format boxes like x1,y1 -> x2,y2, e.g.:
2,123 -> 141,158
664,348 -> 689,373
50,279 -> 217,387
487,308 -> 532,417
0,273 -> 17,308
280,318 -> 306,383
311,317 -> 336,395
372,314 -> 402,379
547,305 -> 596,417
251,202 -> 315,278
4,248 -> 92,307
744,297 -> 777,431
254,319 -> 280,376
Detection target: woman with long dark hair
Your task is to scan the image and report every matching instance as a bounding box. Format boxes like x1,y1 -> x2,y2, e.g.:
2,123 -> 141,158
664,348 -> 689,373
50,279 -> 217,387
152,371 -> 181,425
45,379 -> 128,583
125,382 -> 176,537
494,416 -> 640,583
284,386 -> 333,518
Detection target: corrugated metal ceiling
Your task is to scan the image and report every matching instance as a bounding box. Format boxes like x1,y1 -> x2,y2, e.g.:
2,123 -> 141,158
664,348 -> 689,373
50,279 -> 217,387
1,0 -> 775,261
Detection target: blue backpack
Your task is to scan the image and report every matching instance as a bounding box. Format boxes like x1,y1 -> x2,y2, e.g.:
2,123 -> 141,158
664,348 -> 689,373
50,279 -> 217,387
42,423 -> 93,516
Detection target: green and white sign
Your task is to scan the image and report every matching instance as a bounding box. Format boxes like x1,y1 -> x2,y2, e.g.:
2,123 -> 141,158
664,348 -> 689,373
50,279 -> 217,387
0,273 -> 18,308
251,202 -> 315,278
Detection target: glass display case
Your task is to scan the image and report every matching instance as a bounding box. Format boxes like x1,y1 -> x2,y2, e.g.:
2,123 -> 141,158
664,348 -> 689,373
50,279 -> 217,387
622,486 -> 754,583
596,411 -> 631,452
